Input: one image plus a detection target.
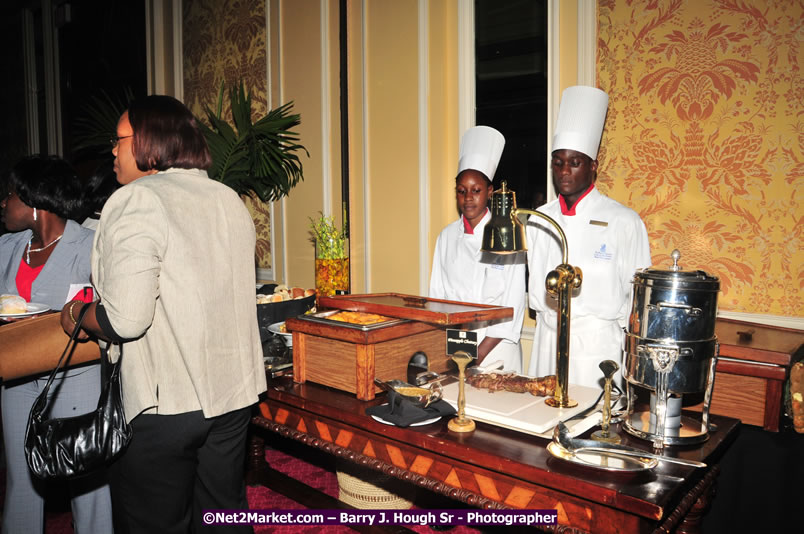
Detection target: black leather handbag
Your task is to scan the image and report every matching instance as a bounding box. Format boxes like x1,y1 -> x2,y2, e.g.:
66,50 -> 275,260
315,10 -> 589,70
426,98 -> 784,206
24,304 -> 132,479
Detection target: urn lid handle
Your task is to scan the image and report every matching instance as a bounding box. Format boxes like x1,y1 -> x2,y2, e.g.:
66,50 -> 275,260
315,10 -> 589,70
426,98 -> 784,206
670,249 -> 681,271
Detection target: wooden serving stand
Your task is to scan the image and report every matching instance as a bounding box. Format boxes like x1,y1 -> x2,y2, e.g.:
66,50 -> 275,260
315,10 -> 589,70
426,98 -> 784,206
286,293 -> 513,400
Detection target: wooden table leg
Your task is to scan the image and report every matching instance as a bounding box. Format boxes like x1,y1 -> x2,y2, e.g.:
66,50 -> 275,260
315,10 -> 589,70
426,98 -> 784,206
245,419 -> 269,486
654,465 -> 720,534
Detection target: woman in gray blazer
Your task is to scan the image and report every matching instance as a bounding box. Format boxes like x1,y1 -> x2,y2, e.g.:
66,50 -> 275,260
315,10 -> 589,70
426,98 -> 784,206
0,156 -> 113,533
62,95 -> 267,534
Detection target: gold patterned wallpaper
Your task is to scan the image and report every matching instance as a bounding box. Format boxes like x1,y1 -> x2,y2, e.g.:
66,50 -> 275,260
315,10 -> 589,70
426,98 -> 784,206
182,0 -> 273,271
597,0 -> 802,317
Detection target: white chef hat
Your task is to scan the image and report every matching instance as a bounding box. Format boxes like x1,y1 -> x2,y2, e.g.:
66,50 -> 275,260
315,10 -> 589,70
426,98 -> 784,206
552,86 -> 609,160
457,126 -> 506,182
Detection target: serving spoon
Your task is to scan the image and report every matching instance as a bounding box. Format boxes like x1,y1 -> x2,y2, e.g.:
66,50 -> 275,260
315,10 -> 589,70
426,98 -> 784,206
553,422 -> 706,468
561,382 -> 624,426
591,360 -> 622,443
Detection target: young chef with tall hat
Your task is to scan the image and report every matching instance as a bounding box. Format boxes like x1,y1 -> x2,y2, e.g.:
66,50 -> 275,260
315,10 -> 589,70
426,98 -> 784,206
526,86 -> 651,387
429,126 -> 526,373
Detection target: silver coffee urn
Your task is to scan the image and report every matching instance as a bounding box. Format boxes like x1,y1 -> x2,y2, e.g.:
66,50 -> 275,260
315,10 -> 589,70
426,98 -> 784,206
623,250 -> 721,448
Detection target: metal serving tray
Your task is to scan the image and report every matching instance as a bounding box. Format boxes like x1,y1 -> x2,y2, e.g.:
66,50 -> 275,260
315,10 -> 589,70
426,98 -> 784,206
297,309 -> 409,331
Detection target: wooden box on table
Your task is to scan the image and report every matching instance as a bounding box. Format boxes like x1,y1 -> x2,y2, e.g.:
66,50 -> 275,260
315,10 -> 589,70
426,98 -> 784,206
286,293 -> 513,400
689,318 -> 804,431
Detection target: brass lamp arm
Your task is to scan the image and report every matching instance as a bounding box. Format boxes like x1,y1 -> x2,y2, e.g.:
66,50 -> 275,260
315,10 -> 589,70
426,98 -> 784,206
511,208 -> 569,265
480,182 -> 580,408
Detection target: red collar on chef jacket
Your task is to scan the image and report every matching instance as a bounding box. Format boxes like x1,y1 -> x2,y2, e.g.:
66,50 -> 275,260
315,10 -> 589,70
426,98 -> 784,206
462,208 -> 489,234
559,183 -> 595,216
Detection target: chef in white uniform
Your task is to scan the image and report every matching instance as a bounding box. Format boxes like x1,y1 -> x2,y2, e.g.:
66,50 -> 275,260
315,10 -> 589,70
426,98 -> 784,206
429,126 -> 526,372
526,86 -> 651,387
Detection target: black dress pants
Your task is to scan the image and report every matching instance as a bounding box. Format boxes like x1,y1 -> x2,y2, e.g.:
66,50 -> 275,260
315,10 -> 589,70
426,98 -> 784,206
109,406 -> 253,534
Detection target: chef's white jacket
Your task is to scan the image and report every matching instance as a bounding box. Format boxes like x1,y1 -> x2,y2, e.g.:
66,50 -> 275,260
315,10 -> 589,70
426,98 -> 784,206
526,186 -> 651,387
429,210 -> 527,372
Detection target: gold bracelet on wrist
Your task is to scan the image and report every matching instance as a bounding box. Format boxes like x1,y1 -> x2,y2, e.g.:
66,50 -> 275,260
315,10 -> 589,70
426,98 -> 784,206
68,300 -> 81,325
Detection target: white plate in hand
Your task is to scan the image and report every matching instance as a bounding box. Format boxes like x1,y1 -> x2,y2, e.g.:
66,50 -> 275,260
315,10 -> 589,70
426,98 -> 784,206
268,321 -> 292,346
0,302 -> 50,318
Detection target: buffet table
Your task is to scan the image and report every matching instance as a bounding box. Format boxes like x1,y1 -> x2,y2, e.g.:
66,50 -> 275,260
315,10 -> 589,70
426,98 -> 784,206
249,376 -> 739,534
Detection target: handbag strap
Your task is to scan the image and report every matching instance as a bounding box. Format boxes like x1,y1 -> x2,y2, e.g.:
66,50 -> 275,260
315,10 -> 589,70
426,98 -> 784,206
35,303 -> 94,406
100,339 -> 123,383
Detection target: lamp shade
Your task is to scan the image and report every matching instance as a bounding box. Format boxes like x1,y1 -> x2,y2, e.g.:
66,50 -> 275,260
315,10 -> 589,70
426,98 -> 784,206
481,182 -> 527,253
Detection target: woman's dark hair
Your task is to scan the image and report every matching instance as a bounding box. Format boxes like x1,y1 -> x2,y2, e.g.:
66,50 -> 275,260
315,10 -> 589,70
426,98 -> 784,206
128,95 -> 212,172
81,159 -> 120,219
8,155 -> 83,220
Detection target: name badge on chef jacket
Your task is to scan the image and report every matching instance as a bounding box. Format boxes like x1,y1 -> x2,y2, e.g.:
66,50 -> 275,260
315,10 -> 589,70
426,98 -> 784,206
446,329 -> 478,359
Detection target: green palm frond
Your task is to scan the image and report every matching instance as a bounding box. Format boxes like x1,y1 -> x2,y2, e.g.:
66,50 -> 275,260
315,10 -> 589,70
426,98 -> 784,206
71,87 -> 135,156
199,81 -> 308,202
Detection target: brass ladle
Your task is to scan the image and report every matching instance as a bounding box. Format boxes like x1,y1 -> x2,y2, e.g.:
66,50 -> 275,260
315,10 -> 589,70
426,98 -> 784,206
591,359 -> 622,444
553,422 -> 706,468
447,351 -> 476,433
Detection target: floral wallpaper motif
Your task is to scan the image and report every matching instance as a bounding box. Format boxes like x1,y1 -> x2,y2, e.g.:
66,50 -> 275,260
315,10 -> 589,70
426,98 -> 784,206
598,0 -> 802,317
182,0 -> 273,271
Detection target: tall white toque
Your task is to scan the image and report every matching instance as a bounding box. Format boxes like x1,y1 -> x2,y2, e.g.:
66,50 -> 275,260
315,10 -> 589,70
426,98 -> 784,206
552,86 -> 609,160
457,126 -> 506,182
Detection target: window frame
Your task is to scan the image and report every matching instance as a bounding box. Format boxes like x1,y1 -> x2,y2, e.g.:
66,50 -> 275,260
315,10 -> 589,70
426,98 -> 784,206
458,0 -> 597,204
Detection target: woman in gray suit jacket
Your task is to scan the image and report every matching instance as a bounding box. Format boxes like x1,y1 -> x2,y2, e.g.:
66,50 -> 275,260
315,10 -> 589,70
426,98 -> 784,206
62,95 -> 267,534
0,156 -> 113,533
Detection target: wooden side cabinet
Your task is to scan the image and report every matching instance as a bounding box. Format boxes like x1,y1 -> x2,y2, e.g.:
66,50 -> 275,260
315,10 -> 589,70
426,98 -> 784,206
701,319 -> 804,431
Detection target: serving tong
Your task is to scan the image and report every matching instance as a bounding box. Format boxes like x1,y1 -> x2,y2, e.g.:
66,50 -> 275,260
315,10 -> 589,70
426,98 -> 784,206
413,359 -> 506,387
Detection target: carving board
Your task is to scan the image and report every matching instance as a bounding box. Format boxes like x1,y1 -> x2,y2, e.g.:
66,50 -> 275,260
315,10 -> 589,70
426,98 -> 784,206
442,380 -> 602,436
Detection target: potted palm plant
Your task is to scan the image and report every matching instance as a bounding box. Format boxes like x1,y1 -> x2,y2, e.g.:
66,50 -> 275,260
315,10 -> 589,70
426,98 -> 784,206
199,81 -> 308,201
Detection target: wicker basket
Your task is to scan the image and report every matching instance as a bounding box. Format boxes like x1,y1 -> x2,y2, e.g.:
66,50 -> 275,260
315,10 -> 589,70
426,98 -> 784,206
336,464 -> 414,510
